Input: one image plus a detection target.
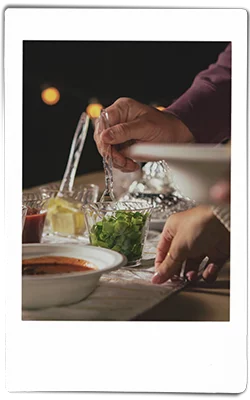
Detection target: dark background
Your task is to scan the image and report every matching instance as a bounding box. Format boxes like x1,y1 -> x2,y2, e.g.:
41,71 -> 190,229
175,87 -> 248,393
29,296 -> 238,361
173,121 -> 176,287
23,41 -> 229,189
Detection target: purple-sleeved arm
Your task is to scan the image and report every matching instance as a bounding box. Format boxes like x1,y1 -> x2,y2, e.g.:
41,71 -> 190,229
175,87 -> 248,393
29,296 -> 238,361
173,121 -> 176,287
165,43 -> 231,144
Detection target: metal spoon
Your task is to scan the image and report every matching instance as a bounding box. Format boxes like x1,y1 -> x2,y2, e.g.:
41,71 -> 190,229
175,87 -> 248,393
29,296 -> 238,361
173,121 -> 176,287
98,109 -> 116,202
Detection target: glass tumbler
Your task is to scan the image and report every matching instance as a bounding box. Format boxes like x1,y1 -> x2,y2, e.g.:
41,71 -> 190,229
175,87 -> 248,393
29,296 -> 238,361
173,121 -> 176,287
84,201 -> 153,266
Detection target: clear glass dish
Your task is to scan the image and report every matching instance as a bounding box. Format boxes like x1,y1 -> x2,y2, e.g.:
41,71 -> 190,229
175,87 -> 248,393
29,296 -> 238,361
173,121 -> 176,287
22,192 -> 48,243
84,201 -> 153,267
39,184 -> 99,238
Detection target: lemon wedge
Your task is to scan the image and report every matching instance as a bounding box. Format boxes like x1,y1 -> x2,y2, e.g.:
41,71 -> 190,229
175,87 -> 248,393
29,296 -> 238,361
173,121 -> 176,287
46,197 -> 86,236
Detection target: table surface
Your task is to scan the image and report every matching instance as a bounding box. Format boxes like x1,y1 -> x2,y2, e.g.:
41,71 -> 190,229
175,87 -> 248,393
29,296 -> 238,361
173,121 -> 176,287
34,170 -> 230,321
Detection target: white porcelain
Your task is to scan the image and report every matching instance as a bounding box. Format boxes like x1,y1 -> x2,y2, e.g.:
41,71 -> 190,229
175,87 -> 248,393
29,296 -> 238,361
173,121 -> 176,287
129,144 -> 230,203
149,218 -> 166,231
22,205 -> 27,231
22,243 -> 127,309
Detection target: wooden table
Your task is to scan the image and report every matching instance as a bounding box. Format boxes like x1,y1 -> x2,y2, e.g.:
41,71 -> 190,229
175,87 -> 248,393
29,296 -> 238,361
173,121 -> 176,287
35,171 -> 230,321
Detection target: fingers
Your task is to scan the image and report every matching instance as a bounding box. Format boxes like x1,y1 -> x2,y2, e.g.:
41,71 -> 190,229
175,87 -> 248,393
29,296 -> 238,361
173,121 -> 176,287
94,98 -> 158,170
113,158 -> 140,172
154,214 -> 178,270
170,261 -> 186,282
209,179 -> 230,204
95,125 -> 140,172
152,234 -> 188,284
105,97 -> 147,126
185,256 -> 206,282
202,260 -> 226,283
93,115 -> 105,155
154,227 -> 173,269
94,113 -> 139,172
109,146 -> 138,171
93,99 -> 146,170
202,239 -> 229,283
100,117 -> 149,145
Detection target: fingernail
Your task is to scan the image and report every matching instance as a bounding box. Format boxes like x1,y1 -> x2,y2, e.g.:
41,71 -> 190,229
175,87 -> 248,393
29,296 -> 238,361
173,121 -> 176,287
208,263 -> 218,275
114,158 -> 126,167
152,272 -> 164,284
186,271 -> 198,282
104,130 -> 114,142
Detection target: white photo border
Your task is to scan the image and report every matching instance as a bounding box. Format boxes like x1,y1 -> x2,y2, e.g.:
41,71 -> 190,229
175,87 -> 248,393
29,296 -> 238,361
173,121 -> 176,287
4,7 -> 247,393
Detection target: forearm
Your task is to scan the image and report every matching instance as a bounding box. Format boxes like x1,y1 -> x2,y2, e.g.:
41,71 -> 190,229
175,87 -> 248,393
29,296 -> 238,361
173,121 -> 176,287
165,43 -> 231,144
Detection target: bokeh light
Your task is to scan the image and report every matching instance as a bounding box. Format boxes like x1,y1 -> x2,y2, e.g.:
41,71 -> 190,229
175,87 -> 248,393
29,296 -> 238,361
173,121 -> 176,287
156,106 -> 166,111
86,102 -> 103,119
41,87 -> 60,105
151,103 -> 166,111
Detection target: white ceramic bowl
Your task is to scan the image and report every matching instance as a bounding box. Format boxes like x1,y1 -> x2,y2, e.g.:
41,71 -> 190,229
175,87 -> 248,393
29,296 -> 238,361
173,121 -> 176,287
129,144 -> 230,203
22,243 -> 127,309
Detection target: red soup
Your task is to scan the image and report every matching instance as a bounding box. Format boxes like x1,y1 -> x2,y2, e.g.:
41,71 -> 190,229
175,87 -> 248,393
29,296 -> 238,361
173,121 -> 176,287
22,207 -> 47,243
22,256 -> 96,275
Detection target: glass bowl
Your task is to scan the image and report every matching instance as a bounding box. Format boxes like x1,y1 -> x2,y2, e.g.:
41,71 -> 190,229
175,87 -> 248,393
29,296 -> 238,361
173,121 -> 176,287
39,183 -> 99,203
83,201 -> 153,267
22,192 -> 49,243
39,184 -> 99,238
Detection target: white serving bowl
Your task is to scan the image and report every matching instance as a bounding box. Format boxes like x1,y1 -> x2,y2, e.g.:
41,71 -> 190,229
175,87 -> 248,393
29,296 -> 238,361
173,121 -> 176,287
129,144 -> 230,203
22,243 -> 127,309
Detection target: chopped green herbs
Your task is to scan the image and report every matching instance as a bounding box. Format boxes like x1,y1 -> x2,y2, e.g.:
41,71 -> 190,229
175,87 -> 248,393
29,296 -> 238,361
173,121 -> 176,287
90,210 -> 149,261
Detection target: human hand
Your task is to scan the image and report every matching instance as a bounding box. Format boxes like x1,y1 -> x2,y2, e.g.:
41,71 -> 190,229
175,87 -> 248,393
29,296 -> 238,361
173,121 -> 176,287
210,142 -> 230,204
94,97 -> 194,172
152,205 -> 230,284
209,179 -> 230,204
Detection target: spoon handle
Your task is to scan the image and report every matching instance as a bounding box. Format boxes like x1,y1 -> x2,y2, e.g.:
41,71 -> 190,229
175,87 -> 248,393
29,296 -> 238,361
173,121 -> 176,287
59,112 -> 90,195
100,110 -> 116,202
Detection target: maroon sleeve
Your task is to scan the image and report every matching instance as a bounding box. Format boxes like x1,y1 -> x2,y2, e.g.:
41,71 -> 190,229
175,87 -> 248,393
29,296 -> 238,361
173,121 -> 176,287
165,43 -> 231,144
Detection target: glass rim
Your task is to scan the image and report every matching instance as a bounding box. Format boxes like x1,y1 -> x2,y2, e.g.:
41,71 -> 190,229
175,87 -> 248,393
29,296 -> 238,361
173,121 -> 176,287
84,200 -> 154,212
39,183 -> 99,194
23,190 -> 49,195
25,208 -> 47,214
22,193 -> 49,210
22,192 -> 49,209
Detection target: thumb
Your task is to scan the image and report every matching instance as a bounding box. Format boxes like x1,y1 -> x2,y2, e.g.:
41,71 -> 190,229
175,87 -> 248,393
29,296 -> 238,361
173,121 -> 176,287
152,235 -> 188,284
100,117 -> 150,145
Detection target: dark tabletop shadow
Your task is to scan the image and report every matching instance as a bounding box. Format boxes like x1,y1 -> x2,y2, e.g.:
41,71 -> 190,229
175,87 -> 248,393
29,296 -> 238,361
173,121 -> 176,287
186,280 -> 230,291
134,284 -> 230,321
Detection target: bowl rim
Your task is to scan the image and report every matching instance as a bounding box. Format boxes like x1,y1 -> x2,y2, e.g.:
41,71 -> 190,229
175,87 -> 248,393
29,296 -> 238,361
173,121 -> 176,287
22,243 -> 127,281
129,143 -> 231,163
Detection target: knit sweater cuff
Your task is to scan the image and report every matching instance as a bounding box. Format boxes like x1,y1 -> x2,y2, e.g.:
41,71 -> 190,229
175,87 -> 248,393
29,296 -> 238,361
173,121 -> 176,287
212,205 -> 230,231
